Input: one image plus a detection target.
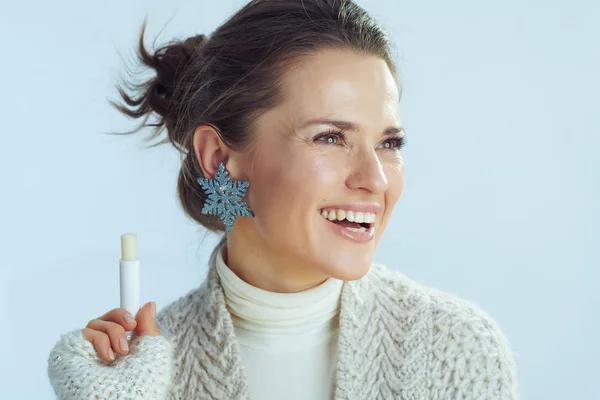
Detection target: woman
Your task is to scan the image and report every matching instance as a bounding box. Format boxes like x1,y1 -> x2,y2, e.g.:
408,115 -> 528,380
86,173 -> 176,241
47,0 -> 519,399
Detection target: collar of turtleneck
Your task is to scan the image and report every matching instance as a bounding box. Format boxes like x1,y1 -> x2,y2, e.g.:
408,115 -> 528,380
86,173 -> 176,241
214,244 -> 345,339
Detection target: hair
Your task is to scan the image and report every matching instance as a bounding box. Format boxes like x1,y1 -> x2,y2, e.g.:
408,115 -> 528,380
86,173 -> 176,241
110,0 -> 401,233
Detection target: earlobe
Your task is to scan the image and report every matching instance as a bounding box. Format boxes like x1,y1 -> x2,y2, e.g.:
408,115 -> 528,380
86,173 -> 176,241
192,124 -> 228,178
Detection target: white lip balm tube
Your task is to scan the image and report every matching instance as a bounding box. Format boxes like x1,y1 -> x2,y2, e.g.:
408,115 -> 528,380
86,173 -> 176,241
120,233 -> 141,341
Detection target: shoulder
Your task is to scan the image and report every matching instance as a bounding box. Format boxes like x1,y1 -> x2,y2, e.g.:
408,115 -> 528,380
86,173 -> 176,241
156,246 -> 225,339
155,286 -> 203,340
367,263 -> 513,334
154,266 -> 222,342
367,263 -> 519,399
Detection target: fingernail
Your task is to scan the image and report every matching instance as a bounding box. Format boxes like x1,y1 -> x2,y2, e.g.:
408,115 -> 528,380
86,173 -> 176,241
119,336 -> 129,352
108,347 -> 115,361
123,312 -> 135,323
150,302 -> 156,318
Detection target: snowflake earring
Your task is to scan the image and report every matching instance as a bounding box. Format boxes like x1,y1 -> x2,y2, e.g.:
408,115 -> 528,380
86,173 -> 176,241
196,162 -> 254,232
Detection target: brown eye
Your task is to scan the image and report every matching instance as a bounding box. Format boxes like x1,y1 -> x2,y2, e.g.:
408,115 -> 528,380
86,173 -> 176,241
379,136 -> 406,150
314,129 -> 347,146
319,135 -> 338,144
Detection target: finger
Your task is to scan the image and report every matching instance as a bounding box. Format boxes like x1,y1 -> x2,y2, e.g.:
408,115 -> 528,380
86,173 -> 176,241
85,319 -> 130,356
81,328 -> 116,362
96,307 -> 138,330
134,302 -> 161,337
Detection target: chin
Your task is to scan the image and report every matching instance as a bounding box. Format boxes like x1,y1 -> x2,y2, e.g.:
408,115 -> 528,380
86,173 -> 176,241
323,256 -> 373,281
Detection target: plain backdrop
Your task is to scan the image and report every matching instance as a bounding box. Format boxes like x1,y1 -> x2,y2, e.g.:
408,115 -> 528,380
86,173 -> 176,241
0,0 -> 598,398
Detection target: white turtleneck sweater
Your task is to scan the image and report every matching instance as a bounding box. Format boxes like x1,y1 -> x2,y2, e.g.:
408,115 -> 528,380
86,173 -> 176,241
214,246 -> 345,400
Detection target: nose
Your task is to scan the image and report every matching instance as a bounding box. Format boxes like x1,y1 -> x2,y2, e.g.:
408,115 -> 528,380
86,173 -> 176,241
346,148 -> 388,194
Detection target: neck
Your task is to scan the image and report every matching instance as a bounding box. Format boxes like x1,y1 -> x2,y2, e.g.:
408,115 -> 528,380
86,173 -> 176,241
225,226 -> 331,293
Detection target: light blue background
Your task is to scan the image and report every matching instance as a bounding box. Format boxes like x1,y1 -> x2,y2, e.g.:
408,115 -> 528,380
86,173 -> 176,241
0,0 -> 597,398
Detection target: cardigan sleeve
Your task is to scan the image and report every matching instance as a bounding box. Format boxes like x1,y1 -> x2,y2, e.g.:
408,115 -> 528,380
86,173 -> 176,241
47,327 -> 174,399
430,299 -> 519,399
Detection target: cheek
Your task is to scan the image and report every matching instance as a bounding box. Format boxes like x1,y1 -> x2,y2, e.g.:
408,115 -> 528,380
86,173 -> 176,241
247,149 -> 340,233
382,164 -> 404,225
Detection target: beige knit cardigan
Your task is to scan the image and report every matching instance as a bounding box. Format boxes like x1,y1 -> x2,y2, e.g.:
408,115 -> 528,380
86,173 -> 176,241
48,239 -> 519,399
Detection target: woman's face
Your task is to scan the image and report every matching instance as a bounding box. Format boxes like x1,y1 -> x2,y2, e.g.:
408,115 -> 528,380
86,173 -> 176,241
237,47 -> 404,284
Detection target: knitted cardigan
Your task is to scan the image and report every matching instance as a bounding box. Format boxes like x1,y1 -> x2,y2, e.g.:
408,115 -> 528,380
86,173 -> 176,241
48,239 -> 519,399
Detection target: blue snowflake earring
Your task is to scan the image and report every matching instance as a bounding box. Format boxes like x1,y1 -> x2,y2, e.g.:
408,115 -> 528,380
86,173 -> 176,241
196,162 -> 254,232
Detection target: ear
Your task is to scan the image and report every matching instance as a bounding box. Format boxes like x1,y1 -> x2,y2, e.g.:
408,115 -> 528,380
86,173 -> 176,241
192,124 -> 229,178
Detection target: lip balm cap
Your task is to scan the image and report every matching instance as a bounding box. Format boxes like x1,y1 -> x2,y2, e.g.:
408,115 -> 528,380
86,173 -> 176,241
121,233 -> 138,261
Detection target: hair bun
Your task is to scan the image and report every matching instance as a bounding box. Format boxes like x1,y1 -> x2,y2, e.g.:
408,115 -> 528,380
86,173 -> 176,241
152,33 -> 207,100
111,24 -> 210,149
185,34 -> 209,49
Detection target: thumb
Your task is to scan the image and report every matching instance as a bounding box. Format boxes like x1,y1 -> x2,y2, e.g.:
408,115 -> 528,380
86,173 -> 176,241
134,301 -> 161,337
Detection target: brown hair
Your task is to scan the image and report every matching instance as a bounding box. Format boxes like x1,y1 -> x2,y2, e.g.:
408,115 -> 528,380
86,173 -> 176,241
110,0 -> 400,233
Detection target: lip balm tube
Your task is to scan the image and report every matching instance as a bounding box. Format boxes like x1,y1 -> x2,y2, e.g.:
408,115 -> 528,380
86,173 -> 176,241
120,233 -> 140,341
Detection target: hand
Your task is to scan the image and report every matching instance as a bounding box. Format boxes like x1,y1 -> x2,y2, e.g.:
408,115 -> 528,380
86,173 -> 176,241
81,301 -> 160,362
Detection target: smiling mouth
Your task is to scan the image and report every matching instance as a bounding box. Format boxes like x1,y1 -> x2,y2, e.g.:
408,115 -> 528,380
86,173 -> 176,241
318,209 -> 374,232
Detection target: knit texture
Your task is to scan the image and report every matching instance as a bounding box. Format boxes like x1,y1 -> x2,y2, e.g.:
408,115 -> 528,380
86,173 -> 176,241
47,329 -> 173,399
48,238 -> 519,399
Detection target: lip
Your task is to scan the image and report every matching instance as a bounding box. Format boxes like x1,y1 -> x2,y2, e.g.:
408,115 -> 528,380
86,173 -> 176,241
320,215 -> 376,243
318,203 -> 381,213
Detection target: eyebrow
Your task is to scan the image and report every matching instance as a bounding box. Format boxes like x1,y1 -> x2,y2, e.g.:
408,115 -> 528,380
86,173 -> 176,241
298,118 -> 405,136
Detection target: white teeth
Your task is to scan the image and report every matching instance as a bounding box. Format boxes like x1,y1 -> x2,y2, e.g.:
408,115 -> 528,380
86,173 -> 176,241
345,226 -> 367,233
354,212 -> 364,223
318,209 -> 377,224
